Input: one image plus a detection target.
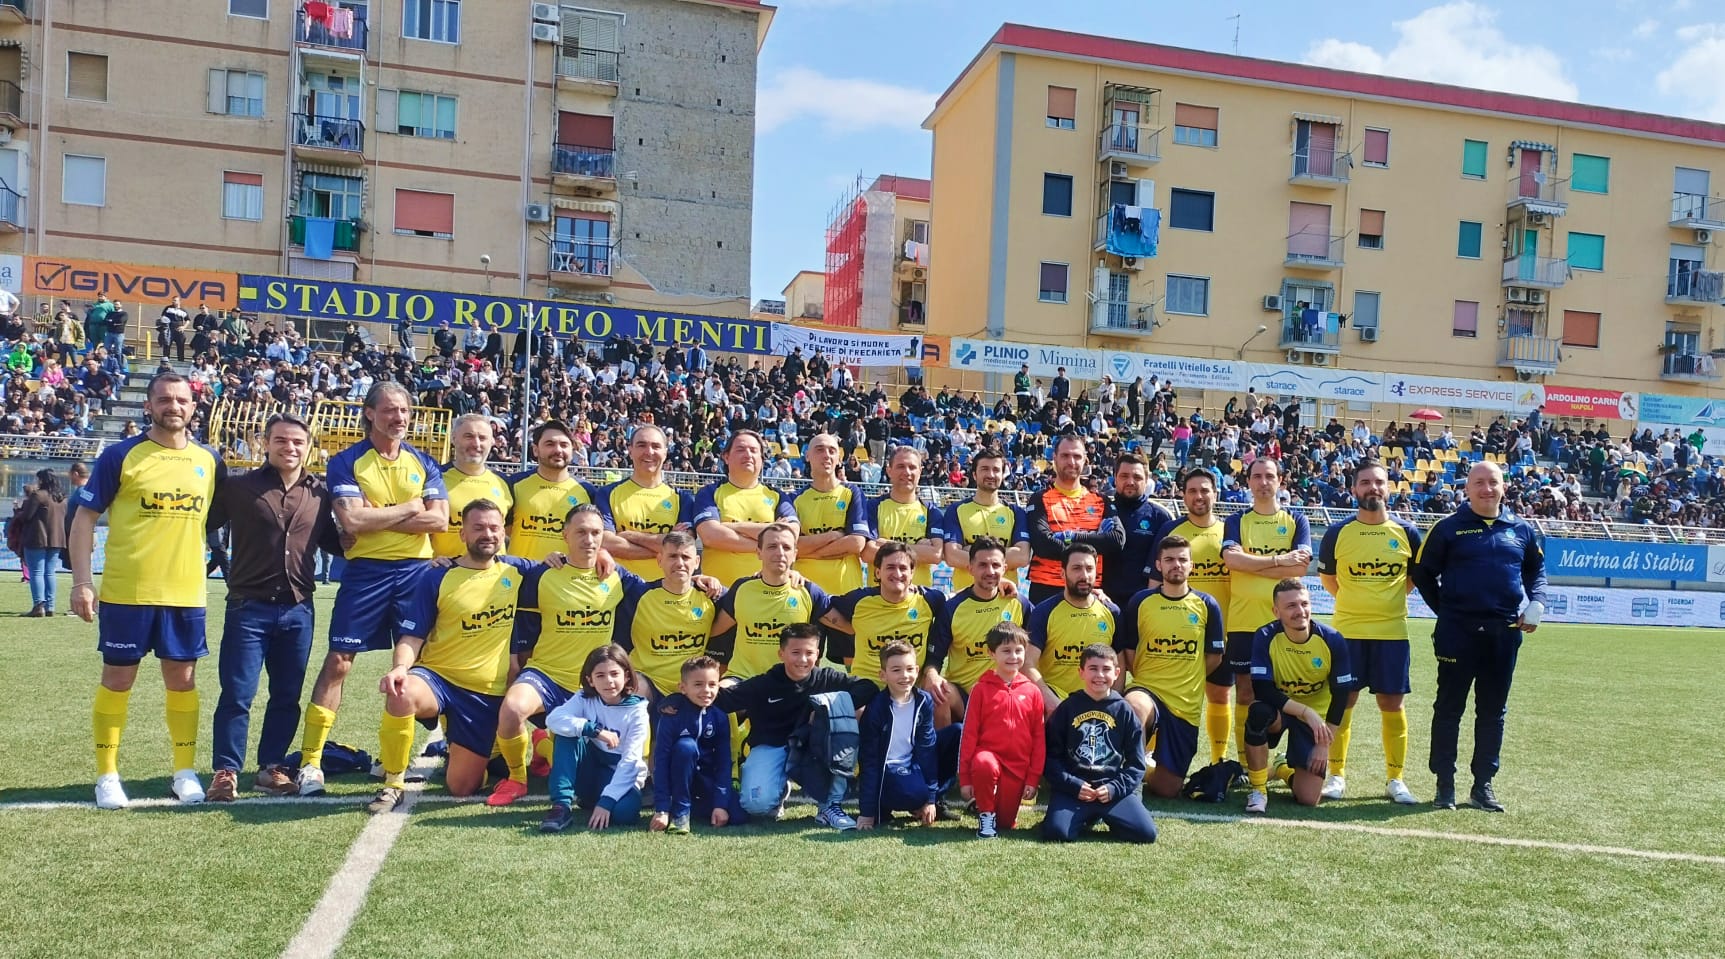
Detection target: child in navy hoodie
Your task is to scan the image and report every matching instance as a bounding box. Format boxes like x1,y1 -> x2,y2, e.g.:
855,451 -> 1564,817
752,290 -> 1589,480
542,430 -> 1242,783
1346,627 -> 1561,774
1041,643 -> 1157,844
857,641 -> 960,829
649,655 -> 748,833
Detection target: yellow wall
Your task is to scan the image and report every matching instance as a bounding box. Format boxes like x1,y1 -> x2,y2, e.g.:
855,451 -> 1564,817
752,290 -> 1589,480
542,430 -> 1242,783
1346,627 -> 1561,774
927,57 -> 997,342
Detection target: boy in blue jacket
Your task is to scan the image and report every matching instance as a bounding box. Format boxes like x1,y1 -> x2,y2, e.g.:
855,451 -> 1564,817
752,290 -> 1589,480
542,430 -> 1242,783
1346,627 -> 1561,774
1041,644 -> 1157,844
650,655 -> 748,833
857,641 -> 961,829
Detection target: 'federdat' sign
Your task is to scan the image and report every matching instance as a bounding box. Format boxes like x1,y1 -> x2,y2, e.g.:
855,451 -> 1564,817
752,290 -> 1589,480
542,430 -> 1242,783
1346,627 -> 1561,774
237,274 -> 775,354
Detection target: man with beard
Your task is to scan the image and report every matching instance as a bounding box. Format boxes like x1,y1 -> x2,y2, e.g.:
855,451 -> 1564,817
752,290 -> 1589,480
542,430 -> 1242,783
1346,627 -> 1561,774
942,449 -> 1030,593
922,538 -> 1026,728
597,425 -> 695,581
432,413 -> 513,559
1107,452 -> 1173,605
1027,436 -> 1124,605
1150,468 -> 1235,765
791,432 -> 870,595
1027,544 -> 1121,715
1243,580 -> 1351,813
508,420 -> 597,562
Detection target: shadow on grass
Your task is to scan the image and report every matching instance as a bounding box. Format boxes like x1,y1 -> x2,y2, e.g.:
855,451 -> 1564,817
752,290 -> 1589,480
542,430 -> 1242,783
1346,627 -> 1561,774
1146,794 -> 1440,825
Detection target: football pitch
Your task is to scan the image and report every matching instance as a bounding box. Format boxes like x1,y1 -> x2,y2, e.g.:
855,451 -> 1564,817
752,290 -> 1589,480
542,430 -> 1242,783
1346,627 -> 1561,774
3,579 -> 1724,959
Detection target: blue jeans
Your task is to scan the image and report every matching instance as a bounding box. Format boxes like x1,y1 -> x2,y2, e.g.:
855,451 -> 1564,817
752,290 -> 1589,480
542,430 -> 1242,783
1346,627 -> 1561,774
213,599 -> 315,773
738,743 -> 846,815
23,547 -> 56,610
549,734 -> 642,821
103,331 -> 123,356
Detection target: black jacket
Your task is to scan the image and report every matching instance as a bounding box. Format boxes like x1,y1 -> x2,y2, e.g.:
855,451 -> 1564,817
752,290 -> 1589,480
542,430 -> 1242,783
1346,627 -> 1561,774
715,664 -> 854,749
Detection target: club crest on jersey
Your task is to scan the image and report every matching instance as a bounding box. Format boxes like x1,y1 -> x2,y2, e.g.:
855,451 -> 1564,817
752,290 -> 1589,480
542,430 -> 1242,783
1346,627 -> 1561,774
1277,525 -> 1288,535
411,473 -> 421,483
502,577 -> 513,588
994,515 -> 1006,524
1311,656 -> 1324,667
661,500 -> 672,509
599,582 -> 611,592
193,466 -> 206,477
908,608 -> 919,620
787,597 -> 799,608
1188,613 -> 1199,624
1389,539 -> 1400,550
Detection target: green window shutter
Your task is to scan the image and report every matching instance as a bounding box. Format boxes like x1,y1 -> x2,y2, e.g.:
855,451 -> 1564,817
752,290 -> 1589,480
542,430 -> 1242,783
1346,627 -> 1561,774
1462,139 -> 1487,178
1572,154 -> 1609,194
1568,232 -> 1605,271
1458,221 -> 1482,258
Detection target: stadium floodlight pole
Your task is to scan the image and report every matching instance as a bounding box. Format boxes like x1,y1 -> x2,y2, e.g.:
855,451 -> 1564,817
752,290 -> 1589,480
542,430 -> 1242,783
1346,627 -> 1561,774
521,318 -> 534,468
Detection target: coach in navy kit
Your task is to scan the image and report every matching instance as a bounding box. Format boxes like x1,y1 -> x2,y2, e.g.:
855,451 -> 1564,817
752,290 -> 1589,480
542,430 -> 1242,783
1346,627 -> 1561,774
1411,461 -> 1546,813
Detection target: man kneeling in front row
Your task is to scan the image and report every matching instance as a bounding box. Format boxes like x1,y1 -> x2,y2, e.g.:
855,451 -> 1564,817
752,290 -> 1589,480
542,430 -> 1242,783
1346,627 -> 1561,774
1242,579 -> 1352,813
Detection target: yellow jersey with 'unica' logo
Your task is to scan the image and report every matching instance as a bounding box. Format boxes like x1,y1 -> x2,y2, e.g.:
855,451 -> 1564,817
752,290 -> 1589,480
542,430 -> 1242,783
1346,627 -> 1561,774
79,435 -> 226,607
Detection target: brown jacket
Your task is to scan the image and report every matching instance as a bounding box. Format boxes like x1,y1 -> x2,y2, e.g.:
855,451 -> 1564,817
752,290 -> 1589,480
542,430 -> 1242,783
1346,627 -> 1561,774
16,488 -> 67,550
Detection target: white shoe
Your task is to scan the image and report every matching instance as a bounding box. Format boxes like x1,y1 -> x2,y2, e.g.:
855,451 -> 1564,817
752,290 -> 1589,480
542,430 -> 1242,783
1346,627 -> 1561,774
170,769 -> 205,804
1244,790 -> 1268,814
977,811 -> 998,839
297,765 -> 326,797
1385,778 -> 1419,805
1321,774 -> 1346,801
94,773 -> 129,810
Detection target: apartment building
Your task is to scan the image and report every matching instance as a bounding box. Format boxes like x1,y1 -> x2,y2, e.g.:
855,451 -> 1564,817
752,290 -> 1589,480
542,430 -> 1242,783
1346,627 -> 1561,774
822,174 -> 930,331
5,0 -> 770,317
923,24 -> 1725,400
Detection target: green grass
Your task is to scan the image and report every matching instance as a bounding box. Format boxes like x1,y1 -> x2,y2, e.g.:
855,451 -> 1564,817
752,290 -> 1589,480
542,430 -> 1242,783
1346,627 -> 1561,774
3,577 -> 1724,958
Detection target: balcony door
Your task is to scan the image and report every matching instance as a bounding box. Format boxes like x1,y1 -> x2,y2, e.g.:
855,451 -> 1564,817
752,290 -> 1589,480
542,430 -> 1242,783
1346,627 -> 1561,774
1295,120 -> 1337,177
1110,102 -> 1139,152
1517,148 -> 1544,198
1288,202 -> 1332,258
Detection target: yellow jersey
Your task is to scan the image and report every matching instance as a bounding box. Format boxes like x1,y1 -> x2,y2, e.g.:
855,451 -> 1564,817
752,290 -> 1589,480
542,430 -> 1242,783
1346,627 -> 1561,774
1155,516 -> 1230,618
1222,508 -> 1311,635
1318,517 -> 1422,640
930,589 -> 1026,689
517,564 -> 644,690
828,587 -> 949,679
432,464 -> 513,558
326,440 -> 447,562
507,471 -> 596,563
627,581 -> 718,695
711,576 -> 832,680
1028,594 -> 1120,698
79,434 -> 225,607
596,478 -> 693,580
869,493 -> 944,588
692,479 -> 797,587
943,499 -> 1029,592
407,557 -> 533,695
1249,621 -> 1353,718
1115,587 -> 1225,726
791,483 -> 870,595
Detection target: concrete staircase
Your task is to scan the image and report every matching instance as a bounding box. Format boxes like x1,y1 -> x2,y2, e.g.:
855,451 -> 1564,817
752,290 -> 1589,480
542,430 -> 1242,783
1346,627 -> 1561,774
86,359 -> 198,444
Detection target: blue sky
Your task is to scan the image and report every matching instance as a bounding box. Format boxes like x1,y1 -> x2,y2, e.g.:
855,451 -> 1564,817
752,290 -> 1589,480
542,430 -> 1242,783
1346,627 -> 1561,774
748,0 -> 1725,301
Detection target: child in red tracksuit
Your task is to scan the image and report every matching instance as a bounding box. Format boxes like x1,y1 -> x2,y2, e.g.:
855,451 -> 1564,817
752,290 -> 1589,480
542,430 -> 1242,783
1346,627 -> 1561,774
958,623 -> 1046,838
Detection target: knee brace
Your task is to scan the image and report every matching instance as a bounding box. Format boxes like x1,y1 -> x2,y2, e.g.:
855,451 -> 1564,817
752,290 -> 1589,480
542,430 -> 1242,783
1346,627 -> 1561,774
1244,701 -> 1278,747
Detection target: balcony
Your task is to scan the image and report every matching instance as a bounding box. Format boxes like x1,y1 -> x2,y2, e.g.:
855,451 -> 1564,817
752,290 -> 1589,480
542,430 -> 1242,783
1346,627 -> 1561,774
1284,233 -> 1345,270
1501,256 -> 1569,289
1671,193 -> 1725,230
1507,173 -> 1569,217
1090,300 -> 1157,337
0,184 -> 22,233
898,302 -> 926,328
1289,147 -> 1351,187
289,215 -> 362,253
551,143 -> 616,188
1498,334 -> 1562,374
296,9 -> 368,53
0,0 -> 24,24
557,49 -> 621,88
1097,124 -> 1162,167
1661,352 -> 1722,383
1668,270 -> 1724,306
549,238 -> 615,286
293,113 -> 365,164
1279,319 -> 1339,353
0,79 -> 18,128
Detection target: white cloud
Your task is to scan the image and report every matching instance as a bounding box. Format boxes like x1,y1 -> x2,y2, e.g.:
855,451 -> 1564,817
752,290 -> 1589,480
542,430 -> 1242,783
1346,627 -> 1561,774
1634,18 -> 1661,38
756,66 -> 938,135
1656,24 -> 1725,120
1593,46 -> 1635,63
1304,2 -> 1579,101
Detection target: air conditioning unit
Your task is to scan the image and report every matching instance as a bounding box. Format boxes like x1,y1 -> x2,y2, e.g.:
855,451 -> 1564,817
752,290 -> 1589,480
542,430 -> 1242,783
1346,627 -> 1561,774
526,202 -> 552,223
531,2 -> 559,23
531,22 -> 561,43
1123,256 -> 1143,271
1526,212 -> 1548,226
1310,353 -> 1330,366
1526,290 -> 1547,305
1262,294 -> 1283,311
912,268 -> 926,280
1697,228 -> 1714,244
1110,161 -> 1129,179
1506,287 -> 1529,303
1285,349 -> 1302,364
1515,369 -> 1539,382
1358,326 -> 1378,342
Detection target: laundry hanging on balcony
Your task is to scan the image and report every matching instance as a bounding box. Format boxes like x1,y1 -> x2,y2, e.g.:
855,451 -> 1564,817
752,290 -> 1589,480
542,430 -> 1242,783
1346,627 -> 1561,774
1105,203 -> 1159,258
302,216 -> 338,261
903,239 -> 929,265
1692,270 -> 1725,302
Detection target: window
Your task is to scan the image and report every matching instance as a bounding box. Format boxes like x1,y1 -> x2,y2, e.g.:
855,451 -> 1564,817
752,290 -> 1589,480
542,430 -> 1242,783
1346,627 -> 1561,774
1457,220 -> 1483,259
1165,275 -> 1209,315
1038,262 -> 1068,304
62,154 -> 105,206
1670,242 -> 1706,298
1173,103 -> 1218,147
1568,232 -> 1605,271
553,215 -> 612,274
1041,174 -> 1073,217
404,0 -> 460,43
1452,300 -> 1479,337
229,0 -> 268,18
905,219 -> 929,244
1572,154 -> 1610,194
66,52 -> 108,102
394,189 -> 454,238
1353,291 -> 1381,330
560,10 -> 622,81
1287,202 -> 1333,259
1562,309 -> 1600,348
1359,209 -> 1384,250
1362,128 -> 1389,167
1046,86 -> 1076,129
379,90 -> 456,139
1461,139 -> 1488,179
222,171 -> 264,221
207,69 -> 265,117
298,172 -> 362,220
1168,189 -> 1214,231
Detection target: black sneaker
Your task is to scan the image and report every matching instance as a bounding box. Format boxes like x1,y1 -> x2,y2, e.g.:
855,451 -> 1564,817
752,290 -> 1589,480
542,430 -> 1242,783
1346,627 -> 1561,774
1432,779 -> 1456,809
933,801 -> 961,822
539,802 -> 575,832
1469,781 -> 1505,813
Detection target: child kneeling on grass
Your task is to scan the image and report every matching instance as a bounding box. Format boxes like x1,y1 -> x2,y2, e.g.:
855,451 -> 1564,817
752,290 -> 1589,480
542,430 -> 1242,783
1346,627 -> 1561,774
650,655 -> 748,834
1041,643 -> 1157,844
856,641 -> 960,830
540,645 -> 649,833
958,623 -> 1045,838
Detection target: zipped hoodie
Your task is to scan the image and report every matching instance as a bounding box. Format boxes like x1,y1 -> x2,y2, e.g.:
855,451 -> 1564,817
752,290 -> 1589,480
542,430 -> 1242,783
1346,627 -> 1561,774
958,670 -> 1046,789
651,692 -> 733,814
545,692 -> 649,810
714,664 -> 854,749
856,686 -> 940,819
1044,688 -> 1146,802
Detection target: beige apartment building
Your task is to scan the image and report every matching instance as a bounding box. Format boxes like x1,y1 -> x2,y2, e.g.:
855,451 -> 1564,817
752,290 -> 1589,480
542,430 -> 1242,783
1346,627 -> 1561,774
0,0 -> 771,317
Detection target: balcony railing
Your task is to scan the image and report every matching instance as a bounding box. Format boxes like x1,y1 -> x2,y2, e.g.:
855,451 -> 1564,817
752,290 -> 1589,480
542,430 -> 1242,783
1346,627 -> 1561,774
1671,193 -> 1725,229
1090,300 -> 1157,336
1097,124 -> 1161,164
1498,334 -> 1562,371
1507,173 -> 1569,215
297,9 -> 368,52
898,302 -> 926,327
1502,255 -> 1570,289
1279,318 -> 1339,351
1662,352 -> 1721,382
552,143 -> 616,180
0,80 -> 20,122
1284,233 -> 1345,269
294,113 -> 365,153
0,184 -> 22,231
1668,270 -> 1725,305
290,215 -> 362,252
558,48 -> 621,84
550,238 -> 615,278
1290,147 -> 1351,185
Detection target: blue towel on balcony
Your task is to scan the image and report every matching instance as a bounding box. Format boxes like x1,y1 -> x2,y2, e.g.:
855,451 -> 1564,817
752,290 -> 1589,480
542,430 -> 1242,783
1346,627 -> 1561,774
1105,204 -> 1159,258
303,216 -> 337,260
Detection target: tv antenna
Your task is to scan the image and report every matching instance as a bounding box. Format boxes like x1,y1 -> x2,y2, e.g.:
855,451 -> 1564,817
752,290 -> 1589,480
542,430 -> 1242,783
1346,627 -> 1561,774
1226,14 -> 1241,54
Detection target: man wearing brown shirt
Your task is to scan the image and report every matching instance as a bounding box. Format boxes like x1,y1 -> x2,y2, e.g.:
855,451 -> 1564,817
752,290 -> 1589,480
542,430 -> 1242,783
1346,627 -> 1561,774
205,413 -> 343,800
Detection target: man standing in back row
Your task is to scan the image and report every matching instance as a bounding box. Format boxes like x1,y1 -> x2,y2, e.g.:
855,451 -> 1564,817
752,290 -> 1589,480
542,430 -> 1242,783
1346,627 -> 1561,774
1027,435 -> 1124,605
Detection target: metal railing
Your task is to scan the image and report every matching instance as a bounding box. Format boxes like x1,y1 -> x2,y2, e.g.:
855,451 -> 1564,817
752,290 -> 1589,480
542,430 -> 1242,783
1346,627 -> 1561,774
549,238 -> 614,277
558,48 -> 621,83
1668,269 -> 1724,303
290,215 -> 362,252
1090,300 -> 1156,334
1662,352 -> 1721,381
297,8 -> 367,51
1290,146 -> 1351,182
293,113 -> 365,152
0,79 -> 19,119
1671,192 -> 1725,227
0,185 -> 21,229
1284,233 -> 1345,267
1098,123 -> 1161,162
552,143 -> 615,179
0,433 -> 103,460
1507,172 -> 1569,209
1498,334 -> 1561,368
1502,255 -> 1570,287
1279,320 -> 1339,350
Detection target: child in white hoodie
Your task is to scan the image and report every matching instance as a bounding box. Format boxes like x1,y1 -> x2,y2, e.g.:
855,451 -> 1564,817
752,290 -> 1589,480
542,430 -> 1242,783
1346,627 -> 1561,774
540,645 -> 649,833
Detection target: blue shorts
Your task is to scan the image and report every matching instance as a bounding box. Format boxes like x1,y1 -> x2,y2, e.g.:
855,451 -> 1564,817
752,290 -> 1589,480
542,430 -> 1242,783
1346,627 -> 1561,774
513,667 -> 576,716
329,558 -> 427,654
1347,638 -> 1412,695
1269,715 -> 1319,772
99,603 -> 207,664
1129,687 -> 1199,779
409,666 -> 502,758
1224,631 -> 1255,675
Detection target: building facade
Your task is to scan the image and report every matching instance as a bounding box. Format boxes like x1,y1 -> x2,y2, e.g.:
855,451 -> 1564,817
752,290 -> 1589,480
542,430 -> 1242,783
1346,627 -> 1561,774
822,173 -> 929,331
924,24 -> 1725,407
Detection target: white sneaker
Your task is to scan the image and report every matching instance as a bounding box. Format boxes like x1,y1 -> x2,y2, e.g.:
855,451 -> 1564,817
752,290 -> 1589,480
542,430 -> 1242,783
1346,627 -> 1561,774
1385,778 -> 1419,805
1244,789 -> 1268,814
977,811 -> 998,839
170,769 -> 205,804
94,773 -> 129,810
1321,774 -> 1346,801
297,765 -> 326,797
814,803 -> 858,831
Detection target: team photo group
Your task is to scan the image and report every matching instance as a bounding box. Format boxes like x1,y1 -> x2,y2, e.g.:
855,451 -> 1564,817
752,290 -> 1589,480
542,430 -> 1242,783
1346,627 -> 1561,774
71,370 -> 1546,840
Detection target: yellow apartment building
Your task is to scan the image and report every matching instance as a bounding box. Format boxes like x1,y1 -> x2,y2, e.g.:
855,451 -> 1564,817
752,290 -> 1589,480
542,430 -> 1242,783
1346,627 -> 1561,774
923,24 -> 1725,408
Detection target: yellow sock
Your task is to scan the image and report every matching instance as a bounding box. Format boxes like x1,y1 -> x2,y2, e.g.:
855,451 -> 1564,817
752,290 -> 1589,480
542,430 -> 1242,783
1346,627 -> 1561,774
164,688 -> 200,771
1329,706 -> 1354,779
1382,709 -> 1409,781
1275,762 -> 1297,786
1205,699 -> 1232,764
300,703 -> 337,770
379,711 -> 415,788
1247,765 -> 1268,792
533,732 -> 554,766
93,685 -> 130,777
500,731 -> 531,784
1233,707 -> 1249,764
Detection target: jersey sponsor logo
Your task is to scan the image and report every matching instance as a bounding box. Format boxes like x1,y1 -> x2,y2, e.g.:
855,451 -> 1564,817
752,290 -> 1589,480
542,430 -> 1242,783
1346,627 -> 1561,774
742,620 -> 790,643
652,630 -> 708,653
1051,639 -> 1089,662
1192,558 -> 1228,579
556,608 -> 614,628
461,604 -> 515,632
1147,635 -> 1199,656
864,630 -> 925,653
1345,559 -> 1406,578
628,519 -> 676,534
518,511 -> 565,534
139,488 -> 209,514
1280,677 -> 1326,697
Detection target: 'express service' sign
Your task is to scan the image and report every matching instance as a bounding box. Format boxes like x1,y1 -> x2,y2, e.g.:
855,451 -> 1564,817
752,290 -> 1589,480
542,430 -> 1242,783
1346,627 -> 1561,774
26,256 -> 238,308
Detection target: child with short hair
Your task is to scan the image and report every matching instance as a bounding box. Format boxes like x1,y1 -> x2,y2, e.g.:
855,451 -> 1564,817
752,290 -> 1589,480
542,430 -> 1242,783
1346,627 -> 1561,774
958,623 -> 1046,838
539,645 -> 650,834
1041,644 -> 1158,844
856,641 -> 958,830
649,655 -> 747,834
